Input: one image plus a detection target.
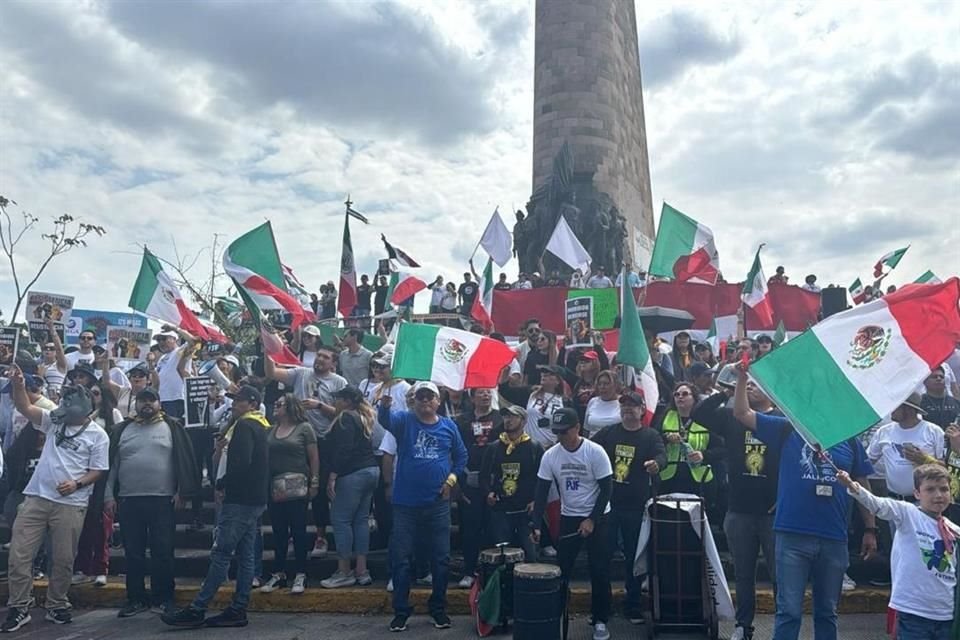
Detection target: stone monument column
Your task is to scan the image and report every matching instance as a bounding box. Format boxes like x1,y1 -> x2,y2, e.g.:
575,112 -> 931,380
532,0 -> 655,268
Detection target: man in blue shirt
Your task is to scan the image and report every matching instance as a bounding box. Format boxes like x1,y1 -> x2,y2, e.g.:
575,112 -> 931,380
378,381 -> 467,633
732,365 -> 877,640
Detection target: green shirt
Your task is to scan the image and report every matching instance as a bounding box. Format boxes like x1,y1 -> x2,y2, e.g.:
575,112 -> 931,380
267,422 -> 316,478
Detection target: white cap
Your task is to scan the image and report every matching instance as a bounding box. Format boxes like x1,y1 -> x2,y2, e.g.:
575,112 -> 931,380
219,355 -> 240,368
413,381 -> 440,397
154,330 -> 178,339
302,325 -> 321,337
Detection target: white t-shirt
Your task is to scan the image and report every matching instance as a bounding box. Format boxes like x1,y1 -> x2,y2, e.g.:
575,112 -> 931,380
41,362 -> 66,393
65,351 -> 94,371
430,284 -> 445,308
583,397 -> 621,437
586,275 -> 613,289
25,410 -> 110,507
867,420 -> 945,496
537,438 -> 612,517
849,486 -> 960,621
301,350 -> 317,369
156,347 -> 188,402
523,392 -> 566,449
360,378 -> 410,454
12,396 -> 57,442
377,430 -> 399,483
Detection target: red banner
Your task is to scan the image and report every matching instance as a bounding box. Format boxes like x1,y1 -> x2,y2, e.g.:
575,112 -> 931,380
491,282 -> 820,335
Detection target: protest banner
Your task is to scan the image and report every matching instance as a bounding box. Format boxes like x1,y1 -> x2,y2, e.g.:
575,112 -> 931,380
567,288 -> 619,329
26,291 -> 74,344
68,309 -> 148,345
106,326 -> 151,360
0,327 -> 21,369
185,376 -> 216,428
565,296 -> 594,348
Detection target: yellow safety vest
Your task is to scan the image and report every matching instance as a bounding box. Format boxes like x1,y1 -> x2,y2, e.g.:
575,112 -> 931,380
658,410 -> 713,484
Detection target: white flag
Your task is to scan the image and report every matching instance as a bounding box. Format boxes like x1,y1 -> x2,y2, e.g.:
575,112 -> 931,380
479,208 -> 512,267
545,216 -> 591,274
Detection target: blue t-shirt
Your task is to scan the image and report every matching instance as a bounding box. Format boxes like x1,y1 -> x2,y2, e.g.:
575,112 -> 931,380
756,413 -> 873,541
378,406 -> 467,507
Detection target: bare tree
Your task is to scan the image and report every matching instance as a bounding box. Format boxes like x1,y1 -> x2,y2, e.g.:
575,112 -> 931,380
0,195 -> 106,322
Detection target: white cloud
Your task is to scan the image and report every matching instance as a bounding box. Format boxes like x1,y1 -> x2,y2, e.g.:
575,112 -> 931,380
1,0 -> 957,323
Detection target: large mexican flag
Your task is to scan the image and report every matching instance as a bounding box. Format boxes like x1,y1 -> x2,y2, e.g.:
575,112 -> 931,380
392,323 -> 515,390
648,203 -> 720,284
750,279 -> 960,449
615,268 -> 659,424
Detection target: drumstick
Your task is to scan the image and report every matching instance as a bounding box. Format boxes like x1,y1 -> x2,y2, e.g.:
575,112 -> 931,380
558,531 -> 583,540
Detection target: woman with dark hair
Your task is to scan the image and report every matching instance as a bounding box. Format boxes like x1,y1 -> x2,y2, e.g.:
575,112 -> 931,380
670,332 -> 697,382
260,393 -> 320,595
694,342 -> 718,368
522,330 -> 558,386
655,382 -> 724,498
74,385 -> 122,587
321,387 -> 380,588
583,370 -> 622,437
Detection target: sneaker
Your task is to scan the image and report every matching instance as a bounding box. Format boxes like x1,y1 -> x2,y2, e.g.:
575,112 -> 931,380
432,612 -> 452,629
386,578 -> 394,592
161,606 -> 206,628
841,573 -> 856,592
32,570 -> 44,581
311,535 -> 328,558
612,549 -> 625,561
0,544 -> 9,551
94,574 -> 107,587
321,571 -> 356,589
1,608 -> 31,633
150,602 -> 174,615
457,575 -> 474,589
593,621 -> 610,640
251,576 -> 262,588
205,607 -> 248,628
389,614 -> 408,632
117,601 -> 149,618
44,609 -> 72,625
355,571 -> 372,586
290,573 -> 306,594
415,573 -> 433,586
542,545 -> 558,558
260,573 -> 286,593
730,625 -> 753,640
70,572 -> 92,585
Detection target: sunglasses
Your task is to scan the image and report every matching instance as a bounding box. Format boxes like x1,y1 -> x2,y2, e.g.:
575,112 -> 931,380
80,336 -> 95,341
673,391 -> 692,398
414,391 -> 437,401
43,347 -> 56,351
274,401 -> 285,408
929,375 -> 945,380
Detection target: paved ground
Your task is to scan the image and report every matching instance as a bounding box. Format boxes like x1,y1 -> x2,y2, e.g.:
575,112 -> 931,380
2,609 -> 887,639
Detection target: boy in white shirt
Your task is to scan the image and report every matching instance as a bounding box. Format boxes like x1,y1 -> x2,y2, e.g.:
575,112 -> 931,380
838,464 -> 958,640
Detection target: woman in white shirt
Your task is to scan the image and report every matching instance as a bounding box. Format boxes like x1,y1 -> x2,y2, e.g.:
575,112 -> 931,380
583,370 -> 622,437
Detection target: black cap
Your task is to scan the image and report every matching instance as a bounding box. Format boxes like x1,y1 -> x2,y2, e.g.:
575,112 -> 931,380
127,364 -> 149,378
331,385 -> 365,404
550,408 -> 580,433
227,384 -> 262,406
135,388 -> 159,402
689,362 -> 712,378
66,361 -> 98,387
756,334 -> 773,344
618,391 -> 646,406
536,364 -> 569,379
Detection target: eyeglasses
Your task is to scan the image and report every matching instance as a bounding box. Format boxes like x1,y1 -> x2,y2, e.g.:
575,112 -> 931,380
80,336 -> 95,341
673,391 -> 692,398
274,401 -> 285,408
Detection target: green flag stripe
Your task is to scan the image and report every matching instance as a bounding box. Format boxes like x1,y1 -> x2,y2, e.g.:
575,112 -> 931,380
129,250 -> 161,311
648,203 -> 697,278
227,223 -> 286,289
393,324 -> 440,381
750,329 -> 880,449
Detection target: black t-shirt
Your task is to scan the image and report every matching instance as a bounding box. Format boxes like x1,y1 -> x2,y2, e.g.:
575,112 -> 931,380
480,438 -> 543,512
373,285 -> 389,313
457,411 -> 504,473
691,393 -> 780,515
458,282 -> 479,306
545,277 -> 565,287
523,350 -> 549,386
592,423 -> 666,509
356,284 -> 373,310
494,282 -> 513,291
921,393 -> 960,428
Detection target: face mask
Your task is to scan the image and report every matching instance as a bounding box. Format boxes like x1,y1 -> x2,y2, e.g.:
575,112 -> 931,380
50,385 -> 93,425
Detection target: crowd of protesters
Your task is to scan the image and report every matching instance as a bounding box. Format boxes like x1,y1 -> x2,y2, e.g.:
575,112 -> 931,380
0,283 -> 958,640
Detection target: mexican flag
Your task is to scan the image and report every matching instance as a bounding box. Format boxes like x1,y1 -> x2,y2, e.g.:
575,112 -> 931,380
390,272 -> 428,305
915,270 -> 942,285
339,215 -> 358,318
873,246 -> 909,278
129,248 -> 226,343
750,279 -> 960,449
648,203 -> 720,284
705,317 -> 720,355
471,258 -> 495,331
742,248 -> 774,327
236,285 -> 301,366
392,323 -> 515,390
772,319 -> 788,346
223,222 -> 314,330
850,278 -> 866,304
616,269 -> 659,424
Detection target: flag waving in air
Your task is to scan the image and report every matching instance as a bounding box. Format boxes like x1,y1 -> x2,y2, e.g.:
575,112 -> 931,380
382,235 -> 420,268
648,203 -> 720,284
750,279 -> 960,449
615,270 -> 659,424
873,246 -> 909,278
850,278 -> 866,305
129,248 -> 227,343
392,323 -> 515,391
471,258 -> 495,331
390,272 -> 428,305
223,222 -> 314,330
339,214 -> 358,318
478,208 -> 512,267
742,247 -> 774,328
236,286 -> 301,366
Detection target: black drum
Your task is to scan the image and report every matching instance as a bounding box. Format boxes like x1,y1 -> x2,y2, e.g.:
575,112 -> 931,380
512,563 -> 563,640
479,547 -> 524,626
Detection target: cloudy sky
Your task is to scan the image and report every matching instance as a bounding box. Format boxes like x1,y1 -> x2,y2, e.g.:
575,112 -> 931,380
1,0 -> 957,320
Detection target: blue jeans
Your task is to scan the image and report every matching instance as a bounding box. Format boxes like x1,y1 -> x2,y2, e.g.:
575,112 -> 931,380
773,532 -> 848,640
897,612 -> 953,640
192,503 -> 264,612
331,467 -> 379,560
391,500 -> 451,617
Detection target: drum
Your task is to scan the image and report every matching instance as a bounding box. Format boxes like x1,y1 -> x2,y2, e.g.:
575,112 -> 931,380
512,563 -> 563,640
480,546 -> 525,566
478,547 -> 524,629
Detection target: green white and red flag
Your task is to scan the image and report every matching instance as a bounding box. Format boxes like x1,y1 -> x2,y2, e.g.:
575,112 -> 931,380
392,323 -> 516,390
648,203 -> 720,284
915,270 -> 942,285
750,279 -> 960,449
235,285 -> 301,366
742,247 -> 774,327
615,270 -> 659,425
873,246 -> 909,278
390,272 -> 428,305
129,248 -> 227,343
339,215 -> 358,318
223,222 -> 314,330
471,258 -> 495,331
850,278 -> 866,304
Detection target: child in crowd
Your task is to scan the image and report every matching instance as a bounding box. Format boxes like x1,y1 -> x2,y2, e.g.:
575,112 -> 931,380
838,465 -> 958,640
